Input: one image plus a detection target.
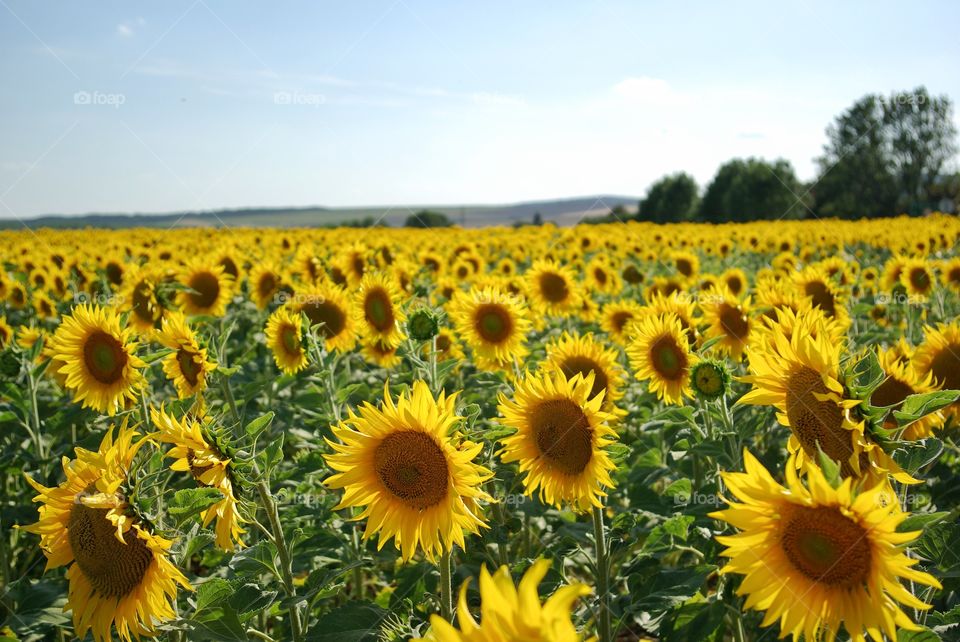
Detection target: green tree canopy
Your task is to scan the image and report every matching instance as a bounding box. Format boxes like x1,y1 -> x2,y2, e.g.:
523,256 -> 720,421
404,210 -> 452,228
638,172 -> 699,223
698,158 -> 805,222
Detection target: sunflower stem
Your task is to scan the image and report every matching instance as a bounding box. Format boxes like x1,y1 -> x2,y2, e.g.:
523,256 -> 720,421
25,360 -> 44,458
439,546 -> 454,622
255,479 -> 305,642
592,505 -> 613,642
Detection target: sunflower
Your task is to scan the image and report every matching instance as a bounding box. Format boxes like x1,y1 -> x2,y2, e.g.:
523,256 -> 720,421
600,299 -> 646,345
362,339 -> 403,368
120,265 -> 163,335
425,559 -> 594,642
249,262 -> 283,309
710,450 -> 941,642
449,286 -> 531,371
356,272 -> 407,349
720,267 -> 748,297
498,370 -> 617,511
739,310 -> 910,482
157,311 -> 217,399
0,315 -> 12,349
585,256 -> 621,295
152,406 -> 247,550
940,257 -> 960,293
543,332 -> 626,410
646,291 -> 699,347
671,250 -> 700,282
21,424 -> 191,641
177,261 -> 234,317
295,282 -> 359,353
47,304 -> 145,415
526,259 -> 581,316
324,381 -> 492,561
429,327 -> 466,363
873,347 -> 940,440
265,306 -> 309,374
899,257 -> 936,300
700,290 -> 753,360
627,313 -> 698,405
913,321 -> 960,420
794,265 -> 849,328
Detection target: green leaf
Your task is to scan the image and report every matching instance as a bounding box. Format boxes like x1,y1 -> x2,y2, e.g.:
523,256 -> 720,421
306,602 -> 388,642
194,578 -> 233,613
816,445 -> 842,488
898,511 -> 950,533
893,438 -> 943,475
168,487 -> 223,528
852,348 -> 885,396
244,411 -> 275,438
894,390 -> 960,427
897,628 -> 941,642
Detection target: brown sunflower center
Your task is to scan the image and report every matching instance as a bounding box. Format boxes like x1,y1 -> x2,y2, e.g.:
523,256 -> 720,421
188,272 -> 221,310
872,375 -> 914,428
780,505 -> 871,587
909,267 -> 930,291
364,289 -> 394,332
622,265 -> 643,284
718,304 -> 750,341
539,272 -> 570,303
83,331 -> 128,384
68,501 -> 152,598
475,304 -> 513,344
436,334 -> 452,353
785,365 -> 857,475
131,281 -> 156,324
594,268 -> 608,285
374,431 -> 449,509
650,335 -> 687,380
929,344 -> 960,390
530,398 -> 593,475
176,349 -> 201,387
219,257 -> 239,278
301,300 -> 346,339
560,356 -> 608,400
676,258 -> 693,277
280,324 -> 300,356
105,262 -> 123,285
726,276 -> 743,295
948,267 -> 960,285
805,281 -> 837,317
258,273 -> 278,299
611,311 -> 633,334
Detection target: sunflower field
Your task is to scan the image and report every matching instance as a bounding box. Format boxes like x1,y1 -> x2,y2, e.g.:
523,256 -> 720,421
2,215 -> 960,642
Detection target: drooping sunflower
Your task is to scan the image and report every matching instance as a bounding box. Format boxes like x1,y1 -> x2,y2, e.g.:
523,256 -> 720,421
157,311 -> 217,399
177,261 -> 234,317
873,347 -> 940,440
264,306 -> 309,374
21,424 -> 191,642
425,559 -> 594,642
525,259 -> 581,317
710,450 -> 941,642
498,370 -> 617,511
449,286 -> 531,371
152,406 -> 246,551
913,321 -> 960,420
700,290 -> 753,360
47,304 -> 145,415
356,271 -> 407,349
295,281 -> 359,353
627,313 -> 698,405
543,332 -> 626,410
324,381 -> 493,561
739,310 -> 909,482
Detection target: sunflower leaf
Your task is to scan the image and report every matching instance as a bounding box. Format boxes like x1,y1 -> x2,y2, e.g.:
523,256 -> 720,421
894,390 -> 960,427
244,411 -> 274,438
850,348 -> 884,396
815,445 -> 842,488
893,438 -> 944,475
167,487 -> 224,528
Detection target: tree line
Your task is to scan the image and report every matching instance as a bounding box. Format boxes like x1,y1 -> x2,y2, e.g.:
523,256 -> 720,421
633,86 -> 958,223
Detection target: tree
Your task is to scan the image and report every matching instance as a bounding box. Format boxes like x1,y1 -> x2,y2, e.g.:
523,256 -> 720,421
639,172 -> 699,223
814,87 -> 958,218
699,158 -> 806,222
532,211 -> 543,225
404,210 -> 452,228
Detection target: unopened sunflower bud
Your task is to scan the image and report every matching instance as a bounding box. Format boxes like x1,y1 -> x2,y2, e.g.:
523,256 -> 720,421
691,359 -> 729,401
407,308 -> 440,342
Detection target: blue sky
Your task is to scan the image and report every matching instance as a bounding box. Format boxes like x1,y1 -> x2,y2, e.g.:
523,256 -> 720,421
1,0 -> 958,218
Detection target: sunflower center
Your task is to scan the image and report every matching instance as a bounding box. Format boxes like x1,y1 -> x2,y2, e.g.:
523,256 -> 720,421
302,300 -> 346,339
436,334 -> 452,353
105,262 -> 123,285
364,289 -> 394,332
622,265 -> 643,284
539,272 -> 570,303
872,376 -> 914,427
594,268 -> 608,285
611,311 -> 633,333
131,281 -> 156,324
676,258 -> 693,277
650,335 -> 686,380
475,304 -> 513,344
176,349 -> 201,387
909,267 -> 930,291
530,399 -> 593,475
188,272 -> 221,309
718,304 -> 749,341
280,324 -> 301,356
726,276 -> 743,295
948,267 -> 960,285
68,501 -> 152,599
929,344 -> 960,390
374,431 -> 449,509
785,366 -> 855,474
780,505 -> 871,587
560,356 -> 608,400
258,273 -> 278,299
83,331 -> 127,384
805,281 -> 836,317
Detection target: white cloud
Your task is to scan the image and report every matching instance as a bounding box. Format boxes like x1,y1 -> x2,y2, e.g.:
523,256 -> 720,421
116,18 -> 145,38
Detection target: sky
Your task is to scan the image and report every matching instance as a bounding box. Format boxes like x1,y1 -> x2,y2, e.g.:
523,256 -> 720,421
1,0 -> 958,219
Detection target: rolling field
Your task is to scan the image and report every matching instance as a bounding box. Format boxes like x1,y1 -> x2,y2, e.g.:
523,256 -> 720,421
1,216 -> 959,642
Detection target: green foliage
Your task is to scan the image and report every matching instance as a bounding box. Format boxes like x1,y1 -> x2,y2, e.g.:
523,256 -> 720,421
699,157 -> 806,222
639,172 -> 700,223
404,210 -> 453,228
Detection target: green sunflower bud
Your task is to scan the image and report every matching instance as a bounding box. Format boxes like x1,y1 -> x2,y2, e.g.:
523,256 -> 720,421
690,359 -> 729,401
407,308 -> 440,342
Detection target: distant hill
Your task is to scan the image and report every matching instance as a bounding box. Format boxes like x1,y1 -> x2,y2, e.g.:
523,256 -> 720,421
0,196 -> 639,230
